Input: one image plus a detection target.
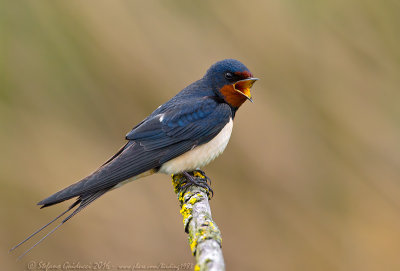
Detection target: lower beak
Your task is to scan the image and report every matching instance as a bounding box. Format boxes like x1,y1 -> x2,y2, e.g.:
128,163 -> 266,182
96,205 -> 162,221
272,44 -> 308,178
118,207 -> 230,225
233,77 -> 259,103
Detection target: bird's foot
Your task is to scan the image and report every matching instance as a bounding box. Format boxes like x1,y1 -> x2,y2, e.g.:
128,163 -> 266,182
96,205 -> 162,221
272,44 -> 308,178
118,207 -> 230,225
181,170 -> 214,198
193,169 -> 212,186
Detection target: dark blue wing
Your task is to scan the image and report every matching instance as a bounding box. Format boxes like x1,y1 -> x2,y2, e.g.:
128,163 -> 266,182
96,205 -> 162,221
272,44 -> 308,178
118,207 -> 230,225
127,97 -> 227,147
38,98 -> 232,206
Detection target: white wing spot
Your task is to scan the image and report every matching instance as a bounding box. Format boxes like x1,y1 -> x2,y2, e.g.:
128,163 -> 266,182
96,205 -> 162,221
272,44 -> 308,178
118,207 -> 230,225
159,114 -> 165,122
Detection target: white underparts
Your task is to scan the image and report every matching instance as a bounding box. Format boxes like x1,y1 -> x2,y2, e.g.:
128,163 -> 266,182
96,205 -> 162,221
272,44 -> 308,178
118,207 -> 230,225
159,118 -> 233,174
112,118 -> 233,190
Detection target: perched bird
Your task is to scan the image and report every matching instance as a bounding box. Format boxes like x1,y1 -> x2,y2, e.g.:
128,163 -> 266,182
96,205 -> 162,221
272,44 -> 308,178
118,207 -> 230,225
11,59 -> 258,257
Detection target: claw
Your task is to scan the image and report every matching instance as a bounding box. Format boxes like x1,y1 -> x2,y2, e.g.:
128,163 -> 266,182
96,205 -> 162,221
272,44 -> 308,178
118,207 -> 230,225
181,171 -> 214,198
195,170 -> 212,185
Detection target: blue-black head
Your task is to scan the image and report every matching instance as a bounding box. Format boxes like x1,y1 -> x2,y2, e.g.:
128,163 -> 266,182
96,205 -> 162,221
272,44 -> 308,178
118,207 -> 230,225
204,59 -> 258,108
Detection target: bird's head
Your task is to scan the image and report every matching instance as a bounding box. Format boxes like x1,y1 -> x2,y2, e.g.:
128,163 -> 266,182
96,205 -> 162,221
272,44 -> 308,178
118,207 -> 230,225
205,59 -> 258,108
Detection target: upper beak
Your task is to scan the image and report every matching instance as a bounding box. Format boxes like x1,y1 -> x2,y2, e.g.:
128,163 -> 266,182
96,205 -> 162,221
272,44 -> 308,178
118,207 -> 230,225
233,77 -> 259,103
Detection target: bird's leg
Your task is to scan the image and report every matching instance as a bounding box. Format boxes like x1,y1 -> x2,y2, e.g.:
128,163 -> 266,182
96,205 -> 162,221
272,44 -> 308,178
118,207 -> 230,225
181,171 -> 214,198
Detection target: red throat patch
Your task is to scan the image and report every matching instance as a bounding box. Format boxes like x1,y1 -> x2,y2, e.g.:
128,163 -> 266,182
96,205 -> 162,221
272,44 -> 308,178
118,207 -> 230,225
220,85 -> 247,108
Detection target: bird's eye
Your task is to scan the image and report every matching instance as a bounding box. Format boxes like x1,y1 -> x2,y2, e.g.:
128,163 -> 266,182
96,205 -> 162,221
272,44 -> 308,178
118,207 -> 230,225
225,72 -> 233,80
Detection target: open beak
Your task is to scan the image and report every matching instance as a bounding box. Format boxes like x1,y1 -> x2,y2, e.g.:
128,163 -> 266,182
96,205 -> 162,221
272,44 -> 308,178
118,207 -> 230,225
233,77 -> 259,103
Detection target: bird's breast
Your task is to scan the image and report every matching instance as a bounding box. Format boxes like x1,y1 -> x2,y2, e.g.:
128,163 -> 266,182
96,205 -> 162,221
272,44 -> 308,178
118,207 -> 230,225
159,118 -> 233,174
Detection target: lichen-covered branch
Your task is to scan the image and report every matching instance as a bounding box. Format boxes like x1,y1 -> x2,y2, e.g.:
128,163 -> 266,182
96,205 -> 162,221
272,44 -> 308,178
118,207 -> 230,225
172,172 -> 225,271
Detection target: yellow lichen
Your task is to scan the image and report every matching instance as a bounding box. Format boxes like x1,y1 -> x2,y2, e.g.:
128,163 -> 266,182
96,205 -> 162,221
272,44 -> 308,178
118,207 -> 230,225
189,234 -> 198,252
172,174 -> 186,202
188,197 -> 197,205
188,193 -> 203,205
194,264 -> 200,271
193,171 -> 205,179
171,174 -> 181,193
178,191 -> 184,202
179,204 -> 193,227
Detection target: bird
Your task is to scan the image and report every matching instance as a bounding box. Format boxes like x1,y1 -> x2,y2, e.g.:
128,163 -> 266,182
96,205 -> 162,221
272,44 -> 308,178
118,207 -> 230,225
10,59 -> 258,258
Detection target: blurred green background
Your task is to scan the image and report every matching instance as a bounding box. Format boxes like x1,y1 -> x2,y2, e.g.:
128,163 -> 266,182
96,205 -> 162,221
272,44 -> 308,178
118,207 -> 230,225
2,0 -> 400,270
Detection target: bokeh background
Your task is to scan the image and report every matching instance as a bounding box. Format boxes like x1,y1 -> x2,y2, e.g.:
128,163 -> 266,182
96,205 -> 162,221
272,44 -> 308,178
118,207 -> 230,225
2,0 -> 400,270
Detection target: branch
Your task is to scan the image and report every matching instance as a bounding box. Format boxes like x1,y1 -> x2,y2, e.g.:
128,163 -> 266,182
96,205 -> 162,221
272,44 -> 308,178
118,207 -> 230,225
172,172 -> 225,271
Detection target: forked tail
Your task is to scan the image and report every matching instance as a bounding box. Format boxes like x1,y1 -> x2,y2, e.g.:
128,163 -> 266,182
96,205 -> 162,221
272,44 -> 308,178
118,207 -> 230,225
10,189 -> 109,259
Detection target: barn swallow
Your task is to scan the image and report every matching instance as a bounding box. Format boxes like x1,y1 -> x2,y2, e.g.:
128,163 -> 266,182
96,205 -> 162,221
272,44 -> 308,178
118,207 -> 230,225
11,59 -> 258,258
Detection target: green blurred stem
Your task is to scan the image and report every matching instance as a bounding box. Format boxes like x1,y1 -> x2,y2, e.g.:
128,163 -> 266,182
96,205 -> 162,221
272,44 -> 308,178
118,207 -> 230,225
172,173 -> 225,271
